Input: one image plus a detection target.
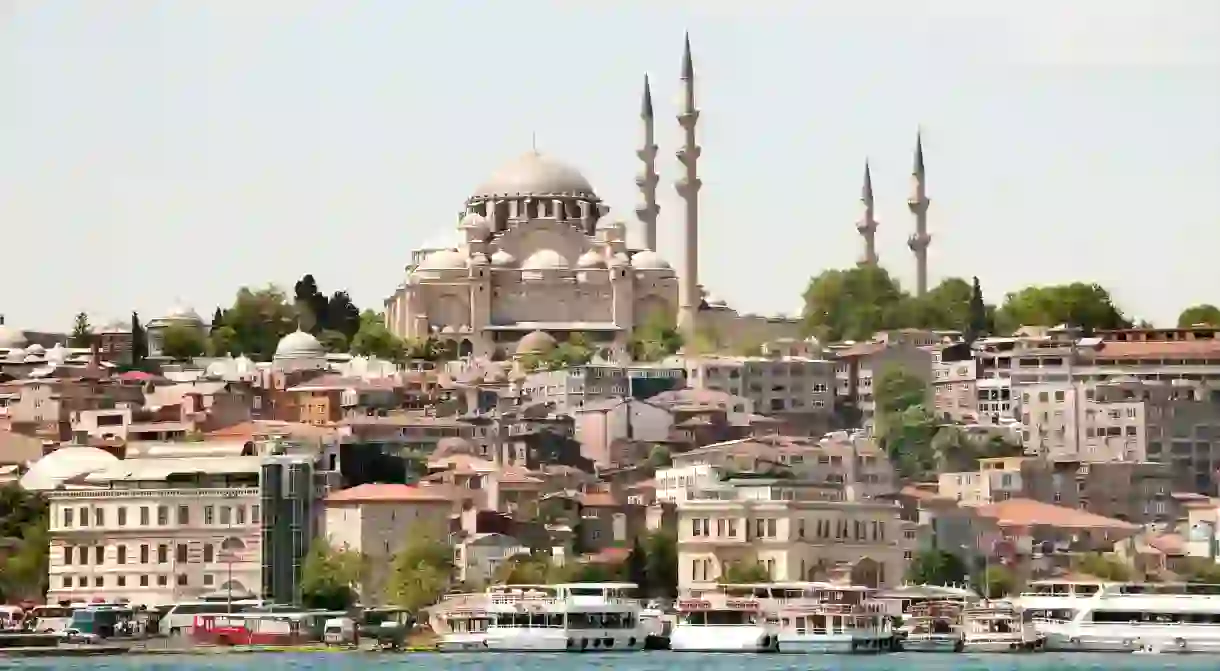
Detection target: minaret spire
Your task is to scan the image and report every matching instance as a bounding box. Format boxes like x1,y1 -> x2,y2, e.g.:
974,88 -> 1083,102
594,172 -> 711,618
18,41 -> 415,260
907,128 -> 932,296
635,74 -> 660,251
676,32 -> 702,338
856,158 -> 879,265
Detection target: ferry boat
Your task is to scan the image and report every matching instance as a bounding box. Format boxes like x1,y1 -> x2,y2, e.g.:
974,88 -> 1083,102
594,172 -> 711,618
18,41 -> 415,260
899,600 -> 964,652
432,592 -> 491,651
1020,581 -> 1220,654
959,602 -> 1043,653
669,585 -> 779,652
481,582 -> 647,652
774,583 -> 894,654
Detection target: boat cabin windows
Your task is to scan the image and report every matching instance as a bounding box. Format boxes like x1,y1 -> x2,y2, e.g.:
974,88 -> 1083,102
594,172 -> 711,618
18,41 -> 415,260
680,609 -> 762,626
1090,610 -> 1220,624
489,612 -> 637,629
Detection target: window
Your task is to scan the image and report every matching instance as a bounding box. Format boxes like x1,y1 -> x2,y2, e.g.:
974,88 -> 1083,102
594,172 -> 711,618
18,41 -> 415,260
140,506 -> 150,525
251,505 -> 260,520
140,544 -> 149,564
236,506 -> 246,525
176,544 -> 188,563
77,546 -> 87,564
140,575 -> 149,587
117,576 -> 126,587
95,546 -> 104,564
94,576 -> 103,587
156,506 -> 168,525
691,518 -> 704,537
177,505 -> 190,525
157,545 -> 168,563
157,575 -> 167,586
220,506 -> 231,525
63,546 -> 72,565
94,508 -> 104,527
63,508 -> 74,528
177,574 -> 188,586
78,576 -> 87,587
203,575 -> 214,586
79,507 -> 89,527
117,545 -> 127,564
62,576 -> 72,588
204,544 -> 214,563
766,518 -> 777,538
117,507 -> 127,526
204,506 -> 215,525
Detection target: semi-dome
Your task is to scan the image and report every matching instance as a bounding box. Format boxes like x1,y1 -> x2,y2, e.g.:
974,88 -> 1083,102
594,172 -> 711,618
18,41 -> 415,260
471,151 -> 597,200
418,248 -> 469,271
275,330 -> 325,360
522,249 -> 569,271
163,304 -> 202,322
460,212 -> 491,236
19,446 -> 121,491
490,249 -> 516,267
631,250 -> 672,270
576,249 -> 605,269
0,325 -> 28,349
516,330 -> 558,356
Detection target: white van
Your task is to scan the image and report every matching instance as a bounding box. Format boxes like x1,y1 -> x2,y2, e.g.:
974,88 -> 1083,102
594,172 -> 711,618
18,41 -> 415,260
323,617 -> 356,645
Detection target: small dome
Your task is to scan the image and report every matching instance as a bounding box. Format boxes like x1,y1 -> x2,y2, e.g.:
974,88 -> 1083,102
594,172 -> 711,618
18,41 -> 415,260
275,330 -> 325,360
19,446 -> 121,491
25,343 -> 45,356
460,212 -> 491,236
472,151 -> 597,200
0,325 -> 28,349
631,250 -> 672,270
490,249 -> 516,267
434,437 -> 477,458
516,330 -> 558,356
596,213 -> 623,231
576,249 -> 605,269
418,248 -> 469,271
5,347 -> 26,361
522,249 -> 569,271
46,343 -> 69,364
164,304 -> 202,322
610,252 -> 630,267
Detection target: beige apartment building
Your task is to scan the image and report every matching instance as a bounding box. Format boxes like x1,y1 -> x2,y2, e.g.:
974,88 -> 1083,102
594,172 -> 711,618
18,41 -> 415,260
831,340 -> 934,431
937,456 -> 1175,524
677,478 -> 904,590
682,355 -> 835,419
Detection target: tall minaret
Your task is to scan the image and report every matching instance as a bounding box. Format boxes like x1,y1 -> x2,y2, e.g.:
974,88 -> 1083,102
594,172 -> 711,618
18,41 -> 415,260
635,75 -> 660,252
856,159 -> 879,265
676,33 -> 702,338
907,129 -> 932,296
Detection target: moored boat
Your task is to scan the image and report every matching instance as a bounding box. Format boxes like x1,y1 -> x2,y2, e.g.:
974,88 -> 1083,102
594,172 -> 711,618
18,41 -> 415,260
959,602 -> 1043,653
669,587 -> 779,652
482,582 -> 646,652
899,600 -> 963,653
775,583 -> 894,654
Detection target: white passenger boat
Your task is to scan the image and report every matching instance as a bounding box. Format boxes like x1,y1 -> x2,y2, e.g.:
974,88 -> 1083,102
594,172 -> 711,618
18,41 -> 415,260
959,602 -> 1043,653
774,583 -> 894,653
1019,580 -> 1220,654
669,586 -> 779,652
900,600 -> 963,653
431,592 -> 491,651
481,582 -> 647,652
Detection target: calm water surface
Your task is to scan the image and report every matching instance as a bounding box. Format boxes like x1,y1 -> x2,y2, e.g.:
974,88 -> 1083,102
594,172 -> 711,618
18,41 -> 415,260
0,652 -> 1206,671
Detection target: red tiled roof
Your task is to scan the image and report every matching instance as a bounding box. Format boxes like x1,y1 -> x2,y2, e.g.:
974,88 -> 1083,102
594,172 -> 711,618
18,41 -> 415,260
832,342 -> 888,358
325,483 -> 451,504
974,498 -> 1140,532
579,492 -> 620,508
1147,533 -> 1186,555
1094,340 -> 1220,360
582,546 -> 630,564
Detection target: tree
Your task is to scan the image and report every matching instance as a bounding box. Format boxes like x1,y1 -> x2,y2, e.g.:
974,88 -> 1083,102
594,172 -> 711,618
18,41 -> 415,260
351,310 -> 405,360
874,365 -> 928,417
0,487 -> 48,602
301,539 -> 366,609
1178,304 -> 1220,328
160,324 -> 205,361
625,536 -> 648,593
630,312 -> 683,362
293,274 -> 330,334
966,276 -> 989,343
70,311 -> 92,347
642,530 -> 678,598
1075,553 -> 1132,581
327,291 -> 362,341
207,326 -> 239,357
880,405 -> 940,479
719,560 -> 771,584
645,444 -> 672,469
565,562 -> 624,583
1185,560 -> 1220,583
317,330 -> 349,354
801,265 -> 908,342
906,550 -> 968,586
994,283 -> 1131,335
544,333 -> 594,369
130,312 -> 148,366
973,565 -> 1016,599
222,285 -> 299,360
210,307 -> 225,332
384,533 -> 453,613
492,555 -> 557,585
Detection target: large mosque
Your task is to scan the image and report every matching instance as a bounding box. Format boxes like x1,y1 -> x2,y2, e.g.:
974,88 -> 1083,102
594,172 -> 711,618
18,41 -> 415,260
383,35 -> 814,362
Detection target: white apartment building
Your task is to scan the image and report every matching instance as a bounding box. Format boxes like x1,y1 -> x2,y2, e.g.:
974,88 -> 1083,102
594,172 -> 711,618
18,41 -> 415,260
677,479 -> 904,590
682,355 -> 835,416
521,363 -> 686,413
40,449 -> 263,606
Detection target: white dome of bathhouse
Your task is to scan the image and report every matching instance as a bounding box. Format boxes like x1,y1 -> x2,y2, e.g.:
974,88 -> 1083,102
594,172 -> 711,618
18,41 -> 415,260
383,38 -> 810,361
272,330 -> 328,373
145,302 -> 207,359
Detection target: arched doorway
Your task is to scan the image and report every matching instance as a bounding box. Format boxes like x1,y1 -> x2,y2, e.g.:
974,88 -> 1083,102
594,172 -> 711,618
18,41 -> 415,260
849,557 -> 881,588
459,339 -> 474,358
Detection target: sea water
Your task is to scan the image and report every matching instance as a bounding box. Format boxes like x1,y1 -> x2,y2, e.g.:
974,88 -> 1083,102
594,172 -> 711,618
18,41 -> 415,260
0,652 -> 1207,671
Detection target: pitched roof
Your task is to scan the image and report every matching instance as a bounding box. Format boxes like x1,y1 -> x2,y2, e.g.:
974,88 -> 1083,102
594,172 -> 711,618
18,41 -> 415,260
1147,533 -> 1186,555
579,491 -> 620,507
1094,340 -> 1220,360
974,498 -> 1139,532
325,483 -> 451,504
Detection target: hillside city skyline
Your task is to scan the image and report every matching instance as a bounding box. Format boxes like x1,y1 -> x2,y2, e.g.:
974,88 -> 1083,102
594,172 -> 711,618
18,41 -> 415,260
1,1 -> 1218,330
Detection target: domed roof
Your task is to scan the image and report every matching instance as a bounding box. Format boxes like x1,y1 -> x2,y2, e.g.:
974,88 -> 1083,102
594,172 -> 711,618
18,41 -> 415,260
163,303 -> 202,322
472,151 -> 597,200
490,249 -> 516,267
576,249 -> 605,269
460,212 -> 491,235
418,248 -> 469,271
516,330 -> 558,356
434,437 -> 477,458
275,330 -> 325,360
19,446 -> 121,491
25,343 -> 45,356
0,325 -> 28,349
631,250 -> 672,270
522,249 -> 569,271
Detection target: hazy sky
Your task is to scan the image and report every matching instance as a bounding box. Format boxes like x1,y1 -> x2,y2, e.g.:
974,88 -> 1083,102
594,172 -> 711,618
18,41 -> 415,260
2,1 -> 1218,331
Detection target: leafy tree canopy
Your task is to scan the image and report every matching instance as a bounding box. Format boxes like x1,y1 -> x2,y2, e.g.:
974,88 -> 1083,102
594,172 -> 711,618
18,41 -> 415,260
1074,553 -> 1132,582
0,487 -> 49,601
351,310 -> 406,361
719,560 -> 772,584
70,311 -> 92,347
994,282 -> 1130,335
1178,304 -> 1220,328
300,539 -> 366,610
630,312 -> 683,362
293,274 -> 363,341
161,324 -> 206,361
384,533 -> 453,613
973,565 -> 1016,599
218,285 -> 298,360
906,550 -> 968,586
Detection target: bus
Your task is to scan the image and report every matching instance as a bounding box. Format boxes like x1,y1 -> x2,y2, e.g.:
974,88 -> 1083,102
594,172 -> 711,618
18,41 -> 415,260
25,605 -> 74,633
69,605 -> 137,638
0,605 -> 23,631
192,610 -> 349,646
158,599 -> 266,637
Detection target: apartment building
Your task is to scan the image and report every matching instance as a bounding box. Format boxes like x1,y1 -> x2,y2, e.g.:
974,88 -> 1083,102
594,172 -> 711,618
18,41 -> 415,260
931,343 -> 978,422
832,341 -> 934,430
937,456 -> 1175,524
41,449 -> 263,607
682,355 -> 835,418
677,478 -> 904,589
521,363 -> 686,413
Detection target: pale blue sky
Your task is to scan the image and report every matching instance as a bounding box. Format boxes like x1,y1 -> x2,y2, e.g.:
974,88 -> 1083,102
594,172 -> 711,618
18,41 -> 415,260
2,1 -> 1218,331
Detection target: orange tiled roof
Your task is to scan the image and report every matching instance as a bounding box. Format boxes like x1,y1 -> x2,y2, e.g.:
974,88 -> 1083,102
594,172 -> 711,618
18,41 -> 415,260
1094,340 -> 1220,360
1147,533 -> 1186,555
975,498 -> 1140,531
325,483 -> 451,504
579,491 -> 620,508
832,342 -> 888,358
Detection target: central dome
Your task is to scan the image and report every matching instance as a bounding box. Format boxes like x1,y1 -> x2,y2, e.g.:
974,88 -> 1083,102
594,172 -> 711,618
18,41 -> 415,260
471,151 -> 597,200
